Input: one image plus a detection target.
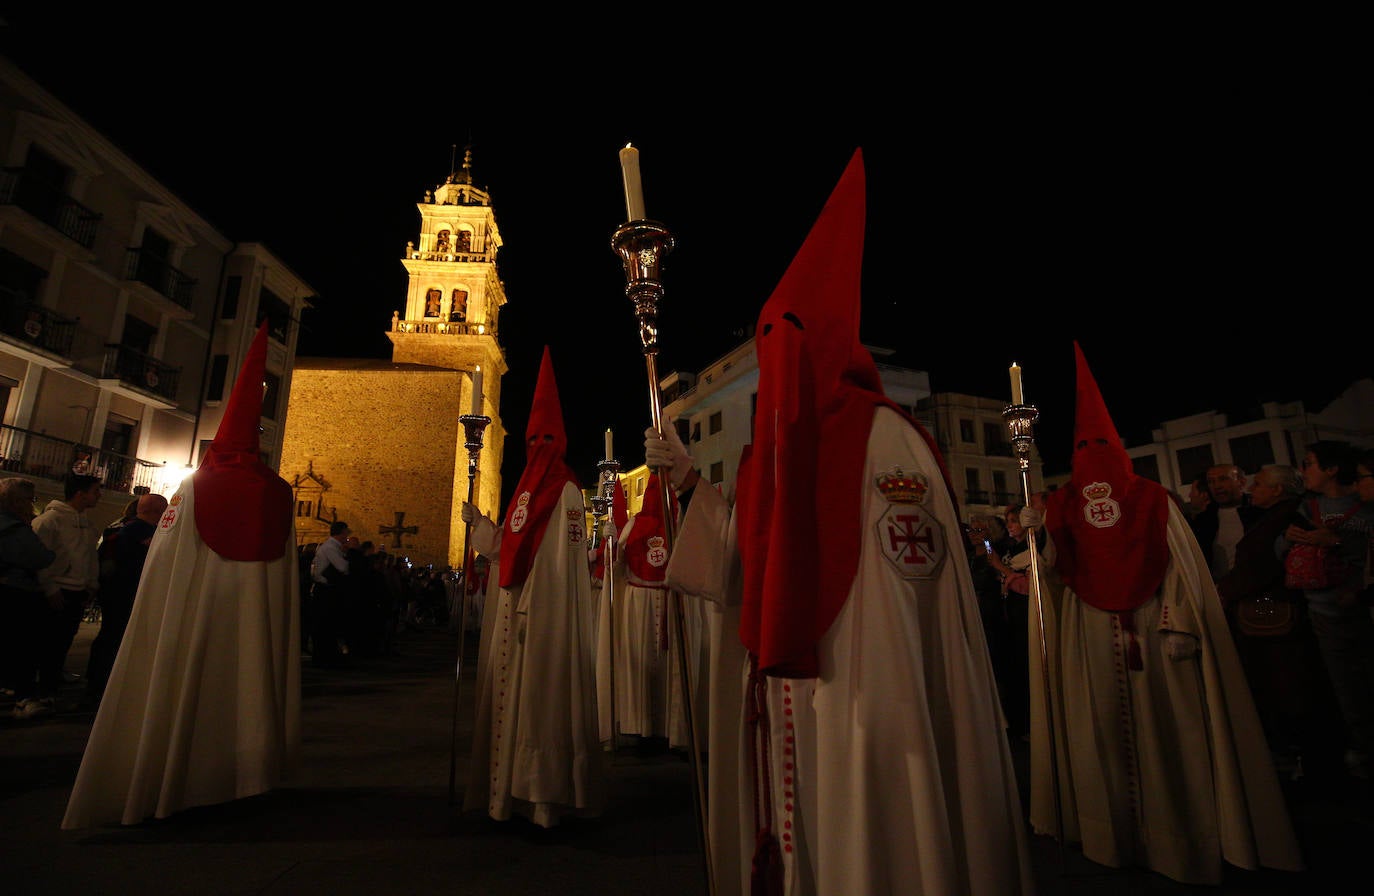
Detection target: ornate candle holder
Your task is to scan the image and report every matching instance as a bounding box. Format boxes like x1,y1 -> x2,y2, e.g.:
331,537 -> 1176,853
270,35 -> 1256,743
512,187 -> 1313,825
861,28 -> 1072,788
460,413 -> 492,474
611,221 -> 675,424
590,458 -> 620,549
612,217 -> 710,891
1000,402 -> 1040,477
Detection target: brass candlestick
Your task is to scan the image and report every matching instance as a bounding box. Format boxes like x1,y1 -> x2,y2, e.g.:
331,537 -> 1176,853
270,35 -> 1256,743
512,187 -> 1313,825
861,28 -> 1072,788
1001,398 -> 1065,867
449,411 -> 491,805
611,217 -> 712,896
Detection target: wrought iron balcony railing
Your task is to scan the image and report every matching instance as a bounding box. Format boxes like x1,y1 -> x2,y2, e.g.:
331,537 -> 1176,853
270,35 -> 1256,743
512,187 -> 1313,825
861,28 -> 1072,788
99,344 -> 180,402
122,248 -> 196,309
0,167 -> 101,249
0,289 -> 78,357
0,423 -> 165,495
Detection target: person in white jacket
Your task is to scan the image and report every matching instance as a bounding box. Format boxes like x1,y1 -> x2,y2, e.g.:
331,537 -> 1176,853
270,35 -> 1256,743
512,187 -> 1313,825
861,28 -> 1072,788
31,471 -> 102,707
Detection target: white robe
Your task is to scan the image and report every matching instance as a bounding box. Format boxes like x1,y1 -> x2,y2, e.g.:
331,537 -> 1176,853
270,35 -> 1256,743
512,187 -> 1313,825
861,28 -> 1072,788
1028,502 -> 1304,884
597,513 -> 708,749
666,408 -> 1034,896
62,480 -> 301,828
463,481 -> 606,827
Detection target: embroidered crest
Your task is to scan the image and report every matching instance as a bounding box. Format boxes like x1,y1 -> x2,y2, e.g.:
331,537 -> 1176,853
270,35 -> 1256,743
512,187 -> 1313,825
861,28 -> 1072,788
644,535 -> 668,569
159,505 -> 178,531
510,490 -> 531,532
876,499 -> 945,580
568,519 -> 584,544
170,494 -> 183,507
1080,481 -> 1121,529
876,466 -> 929,504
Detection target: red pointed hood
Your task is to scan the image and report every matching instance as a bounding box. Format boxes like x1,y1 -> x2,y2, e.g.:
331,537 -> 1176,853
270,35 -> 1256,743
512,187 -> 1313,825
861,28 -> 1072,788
735,149 -> 943,677
192,320 -> 293,560
1045,341 -> 1170,611
625,471 -> 675,587
500,346 -> 579,588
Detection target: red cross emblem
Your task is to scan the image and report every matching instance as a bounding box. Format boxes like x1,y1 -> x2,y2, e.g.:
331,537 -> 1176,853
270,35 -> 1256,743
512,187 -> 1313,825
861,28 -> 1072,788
878,506 -> 944,580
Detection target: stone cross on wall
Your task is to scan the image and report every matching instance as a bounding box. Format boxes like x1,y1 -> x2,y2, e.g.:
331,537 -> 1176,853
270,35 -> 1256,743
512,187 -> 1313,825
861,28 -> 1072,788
379,511 -> 419,548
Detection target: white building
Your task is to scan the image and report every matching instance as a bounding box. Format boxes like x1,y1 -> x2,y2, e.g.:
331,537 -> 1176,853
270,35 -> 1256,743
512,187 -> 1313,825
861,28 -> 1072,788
0,53 -> 314,517
1124,377 -> 1374,494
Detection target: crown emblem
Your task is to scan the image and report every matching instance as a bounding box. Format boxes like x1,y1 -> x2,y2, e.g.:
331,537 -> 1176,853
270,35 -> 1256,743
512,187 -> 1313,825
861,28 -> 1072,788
1082,481 -> 1113,502
567,509 -> 582,520
876,467 -> 929,504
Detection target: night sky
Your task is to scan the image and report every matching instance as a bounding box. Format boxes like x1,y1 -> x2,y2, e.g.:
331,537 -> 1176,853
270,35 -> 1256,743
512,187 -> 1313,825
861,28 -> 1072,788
3,18 -> 1363,505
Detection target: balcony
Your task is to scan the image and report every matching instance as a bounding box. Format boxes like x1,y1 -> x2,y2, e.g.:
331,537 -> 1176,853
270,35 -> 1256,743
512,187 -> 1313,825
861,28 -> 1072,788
0,289 -> 77,358
391,316 -> 495,337
0,167 -> 101,250
0,423 -> 165,496
98,344 -> 180,404
122,248 -> 196,310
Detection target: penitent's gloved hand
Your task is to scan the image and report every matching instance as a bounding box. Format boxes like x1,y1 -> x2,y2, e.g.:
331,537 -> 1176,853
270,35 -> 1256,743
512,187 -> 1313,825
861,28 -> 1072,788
644,417 -> 695,490
1163,631 -> 1199,661
460,502 -> 486,527
1019,505 -> 1044,529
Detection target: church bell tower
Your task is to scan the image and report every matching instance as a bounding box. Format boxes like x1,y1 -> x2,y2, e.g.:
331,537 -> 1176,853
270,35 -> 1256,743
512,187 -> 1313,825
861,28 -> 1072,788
388,147 -> 507,539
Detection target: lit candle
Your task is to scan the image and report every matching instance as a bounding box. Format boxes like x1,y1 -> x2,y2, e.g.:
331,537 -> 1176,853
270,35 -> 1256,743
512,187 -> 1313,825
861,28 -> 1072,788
604,427 -> 614,461
1009,361 -> 1024,405
470,366 -> 483,416
619,143 -> 645,222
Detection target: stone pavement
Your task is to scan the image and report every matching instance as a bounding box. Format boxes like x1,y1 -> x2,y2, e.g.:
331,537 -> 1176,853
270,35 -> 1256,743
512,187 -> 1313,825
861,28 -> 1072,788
1,620 -> 1369,895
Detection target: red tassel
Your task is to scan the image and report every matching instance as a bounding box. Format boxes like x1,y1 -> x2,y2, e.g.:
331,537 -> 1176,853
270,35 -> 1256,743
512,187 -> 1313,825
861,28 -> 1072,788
751,827 -> 785,896
1117,611 -> 1145,670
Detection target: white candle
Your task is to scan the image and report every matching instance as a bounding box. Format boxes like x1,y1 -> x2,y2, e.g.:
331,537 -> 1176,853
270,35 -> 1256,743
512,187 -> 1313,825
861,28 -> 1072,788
1009,361 -> 1024,405
619,143 -> 645,222
604,427 -> 614,461
471,366 -> 483,416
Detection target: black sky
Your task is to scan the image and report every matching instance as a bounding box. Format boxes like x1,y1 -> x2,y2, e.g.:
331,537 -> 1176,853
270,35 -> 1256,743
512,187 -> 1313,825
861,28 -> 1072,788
2,18 -> 1363,505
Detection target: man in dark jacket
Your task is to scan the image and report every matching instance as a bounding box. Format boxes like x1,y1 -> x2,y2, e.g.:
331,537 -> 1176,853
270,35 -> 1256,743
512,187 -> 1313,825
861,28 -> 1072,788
1189,463 -> 1263,581
0,477 -> 57,718
85,492 -> 169,704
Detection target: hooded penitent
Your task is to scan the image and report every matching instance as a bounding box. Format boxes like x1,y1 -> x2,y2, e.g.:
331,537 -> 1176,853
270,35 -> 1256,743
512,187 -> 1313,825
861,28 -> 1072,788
499,346 -> 579,588
734,148 -> 949,678
193,320 -> 293,561
1044,340 -> 1170,618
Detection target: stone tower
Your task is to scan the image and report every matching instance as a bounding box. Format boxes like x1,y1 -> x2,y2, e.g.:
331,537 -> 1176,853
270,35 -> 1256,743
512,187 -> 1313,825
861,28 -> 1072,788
280,150 -> 507,569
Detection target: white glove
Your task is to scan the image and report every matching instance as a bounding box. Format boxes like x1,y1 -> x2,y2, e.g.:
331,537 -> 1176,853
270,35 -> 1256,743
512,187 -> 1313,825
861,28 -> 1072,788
645,417 -> 695,490
460,502 -> 483,526
1163,632 -> 1198,661
601,518 -> 618,541
1019,506 -> 1044,529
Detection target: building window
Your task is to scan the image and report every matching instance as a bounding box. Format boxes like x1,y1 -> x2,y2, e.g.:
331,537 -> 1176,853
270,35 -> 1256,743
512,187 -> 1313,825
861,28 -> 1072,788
965,467 -> 980,492
206,355 -> 229,401
1176,444 -> 1215,489
296,500 -> 313,518
710,461 -> 724,485
1228,432 -> 1275,475
259,289 -> 291,343
992,471 -> 1008,503
959,419 -> 975,442
689,421 -> 700,443
221,276 -> 241,319
424,288 -> 442,317
709,411 -> 722,435
261,371 -> 281,421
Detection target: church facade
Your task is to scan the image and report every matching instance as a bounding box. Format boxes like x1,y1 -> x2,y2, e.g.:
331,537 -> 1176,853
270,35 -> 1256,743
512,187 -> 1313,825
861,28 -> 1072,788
279,152 -> 507,567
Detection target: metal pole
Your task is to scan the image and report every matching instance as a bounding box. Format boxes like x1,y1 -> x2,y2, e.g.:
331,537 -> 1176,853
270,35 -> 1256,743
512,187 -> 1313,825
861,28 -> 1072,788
1002,398 -> 1066,875
449,411 -> 490,806
613,219 -> 714,896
